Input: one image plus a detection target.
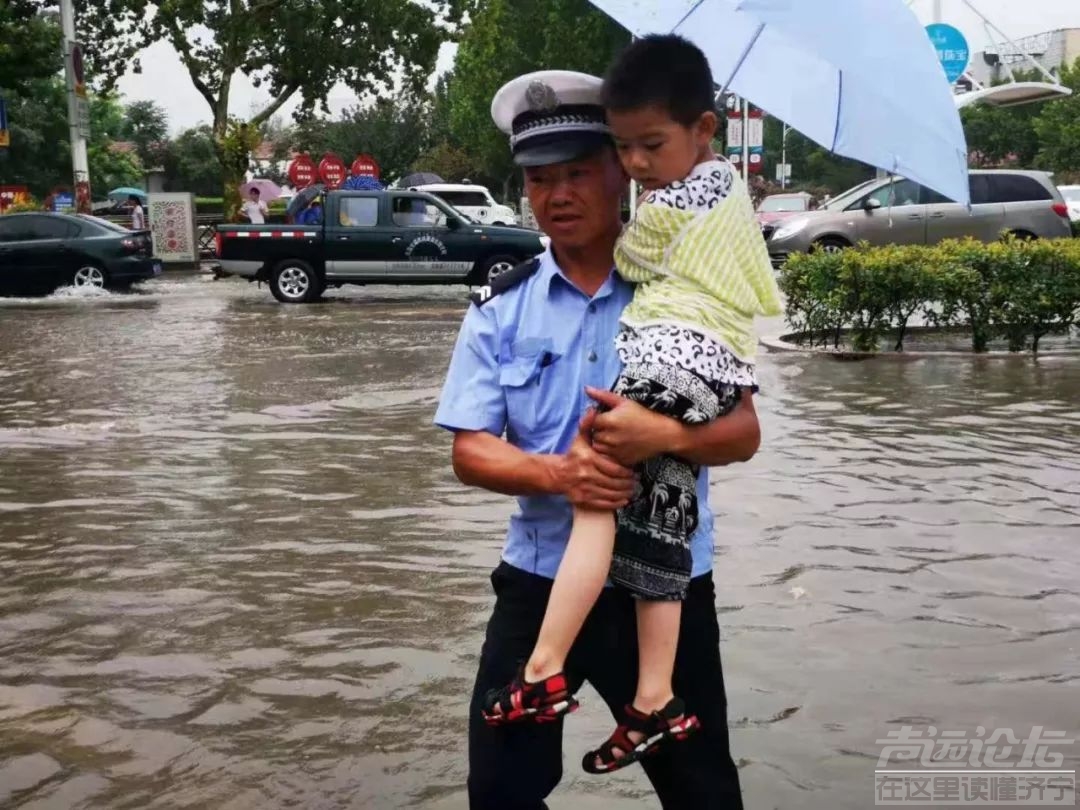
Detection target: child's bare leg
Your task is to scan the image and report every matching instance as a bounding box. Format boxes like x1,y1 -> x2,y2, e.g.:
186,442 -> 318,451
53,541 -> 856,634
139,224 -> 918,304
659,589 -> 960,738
524,507 -> 615,682
633,599 -> 681,713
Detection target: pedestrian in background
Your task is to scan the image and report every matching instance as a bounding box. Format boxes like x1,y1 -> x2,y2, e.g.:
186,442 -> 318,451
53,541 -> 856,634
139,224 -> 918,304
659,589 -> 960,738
241,188 -> 268,224
129,195 -> 146,230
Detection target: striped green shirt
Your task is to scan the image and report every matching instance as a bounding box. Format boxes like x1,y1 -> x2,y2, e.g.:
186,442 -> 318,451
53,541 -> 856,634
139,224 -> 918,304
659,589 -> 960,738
615,160 -> 782,362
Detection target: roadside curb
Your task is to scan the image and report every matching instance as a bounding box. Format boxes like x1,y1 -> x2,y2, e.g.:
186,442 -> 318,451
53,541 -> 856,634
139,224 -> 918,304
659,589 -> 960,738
759,330 -> 1078,360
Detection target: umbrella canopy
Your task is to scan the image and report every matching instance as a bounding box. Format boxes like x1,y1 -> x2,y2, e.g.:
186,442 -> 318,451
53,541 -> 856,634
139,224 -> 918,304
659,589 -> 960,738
240,178 -> 283,200
107,187 -> 147,201
588,0 -> 970,205
398,172 -> 444,188
342,175 -> 385,191
285,184 -> 325,219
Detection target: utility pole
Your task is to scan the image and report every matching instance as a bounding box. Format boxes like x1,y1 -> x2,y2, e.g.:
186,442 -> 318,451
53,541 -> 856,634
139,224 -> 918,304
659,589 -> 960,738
59,0 -> 91,212
741,98 -> 749,183
781,122 -> 789,189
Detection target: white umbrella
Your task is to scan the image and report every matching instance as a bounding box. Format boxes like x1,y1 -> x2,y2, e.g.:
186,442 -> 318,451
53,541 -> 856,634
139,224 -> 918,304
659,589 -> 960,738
589,0 -> 970,205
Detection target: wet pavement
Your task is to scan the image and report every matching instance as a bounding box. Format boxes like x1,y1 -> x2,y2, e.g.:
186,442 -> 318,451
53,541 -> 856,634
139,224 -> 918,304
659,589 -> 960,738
0,275 -> 1078,809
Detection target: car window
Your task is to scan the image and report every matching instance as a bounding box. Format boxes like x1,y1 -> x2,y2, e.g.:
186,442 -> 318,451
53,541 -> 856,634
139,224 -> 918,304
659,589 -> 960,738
24,216 -> 76,240
0,218 -> 31,242
338,197 -> 379,227
438,191 -> 489,208
392,195 -> 450,227
849,179 -> 921,210
986,175 -> 1053,203
759,196 -> 808,212
969,175 -> 993,205
1060,187 -> 1080,203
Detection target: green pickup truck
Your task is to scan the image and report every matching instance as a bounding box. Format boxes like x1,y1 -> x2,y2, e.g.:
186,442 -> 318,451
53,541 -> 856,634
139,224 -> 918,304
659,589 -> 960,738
215,188 -> 546,303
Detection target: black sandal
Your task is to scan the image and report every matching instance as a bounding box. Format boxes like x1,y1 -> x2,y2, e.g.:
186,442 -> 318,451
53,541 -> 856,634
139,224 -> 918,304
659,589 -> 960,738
481,667 -> 580,726
582,697 -> 700,774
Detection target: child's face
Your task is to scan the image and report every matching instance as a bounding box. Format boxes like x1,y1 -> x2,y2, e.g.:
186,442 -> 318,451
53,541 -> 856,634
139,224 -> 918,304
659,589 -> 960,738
607,105 -> 717,191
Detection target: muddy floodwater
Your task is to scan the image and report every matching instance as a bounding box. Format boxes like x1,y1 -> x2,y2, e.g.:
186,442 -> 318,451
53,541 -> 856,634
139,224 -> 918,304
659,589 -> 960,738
1,276 -> 1077,809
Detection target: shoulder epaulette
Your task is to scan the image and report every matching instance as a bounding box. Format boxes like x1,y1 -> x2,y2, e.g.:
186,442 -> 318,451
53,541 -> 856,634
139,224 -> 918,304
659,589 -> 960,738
469,258 -> 541,307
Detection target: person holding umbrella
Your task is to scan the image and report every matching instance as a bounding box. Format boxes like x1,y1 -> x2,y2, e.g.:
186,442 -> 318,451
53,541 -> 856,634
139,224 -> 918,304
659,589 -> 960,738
128,194 -> 146,230
240,187 -> 268,224
435,64 -> 758,808
478,35 -> 781,777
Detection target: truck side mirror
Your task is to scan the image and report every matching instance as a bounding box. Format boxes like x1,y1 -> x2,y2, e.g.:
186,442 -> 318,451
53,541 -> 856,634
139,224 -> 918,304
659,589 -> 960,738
447,216 -> 463,230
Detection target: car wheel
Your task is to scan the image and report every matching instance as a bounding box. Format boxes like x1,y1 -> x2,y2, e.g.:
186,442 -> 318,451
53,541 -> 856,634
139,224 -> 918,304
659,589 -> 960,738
813,237 -> 850,254
270,260 -> 322,304
481,254 -> 519,284
1007,230 -> 1037,241
72,264 -> 107,289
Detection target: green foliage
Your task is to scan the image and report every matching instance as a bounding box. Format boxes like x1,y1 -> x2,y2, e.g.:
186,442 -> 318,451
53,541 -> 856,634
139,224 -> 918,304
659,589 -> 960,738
2,196 -> 43,214
163,126 -> 224,198
779,239 -> 1080,354
123,100 -> 170,168
0,1 -> 62,94
67,0 -> 464,206
0,78 -> 139,196
1033,59 -> 1080,175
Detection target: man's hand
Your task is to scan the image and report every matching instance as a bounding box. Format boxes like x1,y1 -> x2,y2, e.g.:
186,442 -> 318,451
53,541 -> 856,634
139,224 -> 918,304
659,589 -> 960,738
586,387 -> 677,467
587,386 -> 762,468
555,408 -> 636,510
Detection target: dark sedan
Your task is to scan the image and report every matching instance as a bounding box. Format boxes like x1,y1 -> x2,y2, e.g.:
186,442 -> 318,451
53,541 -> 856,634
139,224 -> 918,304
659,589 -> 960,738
0,212 -> 161,296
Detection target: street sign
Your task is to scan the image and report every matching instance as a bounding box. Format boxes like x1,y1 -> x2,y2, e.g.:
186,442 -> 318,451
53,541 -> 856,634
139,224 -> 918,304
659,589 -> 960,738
70,42 -> 87,98
926,23 -> 970,84
0,98 -> 8,148
318,153 -> 346,189
287,154 -> 317,188
67,41 -> 90,138
52,191 -> 75,212
351,153 -> 380,179
776,163 -> 792,183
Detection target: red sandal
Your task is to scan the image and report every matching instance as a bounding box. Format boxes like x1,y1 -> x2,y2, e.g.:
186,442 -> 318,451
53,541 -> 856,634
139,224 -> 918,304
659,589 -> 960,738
582,697 -> 700,774
481,668 -> 580,726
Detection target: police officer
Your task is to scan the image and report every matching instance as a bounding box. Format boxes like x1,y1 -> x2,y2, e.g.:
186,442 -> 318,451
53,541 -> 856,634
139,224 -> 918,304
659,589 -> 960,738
434,70 -> 759,810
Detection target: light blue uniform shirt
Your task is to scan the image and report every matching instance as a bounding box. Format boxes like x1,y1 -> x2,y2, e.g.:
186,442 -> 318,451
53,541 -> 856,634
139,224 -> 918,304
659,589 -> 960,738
434,248 -> 715,580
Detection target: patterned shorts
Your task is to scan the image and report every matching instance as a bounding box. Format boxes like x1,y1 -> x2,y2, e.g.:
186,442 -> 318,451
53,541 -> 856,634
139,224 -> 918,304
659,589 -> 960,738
608,324 -> 755,601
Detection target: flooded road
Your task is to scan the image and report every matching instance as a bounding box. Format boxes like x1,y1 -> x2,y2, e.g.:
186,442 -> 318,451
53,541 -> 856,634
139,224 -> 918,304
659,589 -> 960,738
1,275 -> 1078,809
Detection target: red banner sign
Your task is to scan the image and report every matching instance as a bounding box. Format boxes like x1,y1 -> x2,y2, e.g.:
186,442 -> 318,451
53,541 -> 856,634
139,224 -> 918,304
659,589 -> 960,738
287,154 -> 317,189
351,154 -> 380,180
318,153 -> 347,189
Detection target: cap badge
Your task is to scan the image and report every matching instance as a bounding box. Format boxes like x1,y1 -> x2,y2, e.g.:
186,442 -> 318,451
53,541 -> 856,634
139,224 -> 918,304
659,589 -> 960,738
525,81 -> 560,113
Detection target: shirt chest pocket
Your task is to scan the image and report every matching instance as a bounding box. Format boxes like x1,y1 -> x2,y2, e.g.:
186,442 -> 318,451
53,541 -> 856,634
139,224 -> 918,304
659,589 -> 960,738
500,341 -> 564,439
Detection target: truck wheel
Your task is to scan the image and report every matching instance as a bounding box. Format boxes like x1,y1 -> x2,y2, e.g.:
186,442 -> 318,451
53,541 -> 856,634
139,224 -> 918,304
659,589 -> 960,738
270,259 -> 322,304
481,254 -> 519,284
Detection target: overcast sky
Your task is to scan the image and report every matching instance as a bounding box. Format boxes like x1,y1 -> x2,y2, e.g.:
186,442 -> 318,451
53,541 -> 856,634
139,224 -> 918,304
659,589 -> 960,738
113,0 -> 1080,134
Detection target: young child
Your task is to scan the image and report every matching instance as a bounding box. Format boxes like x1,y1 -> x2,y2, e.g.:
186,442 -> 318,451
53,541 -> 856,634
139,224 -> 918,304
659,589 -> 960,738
482,35 -> 782,774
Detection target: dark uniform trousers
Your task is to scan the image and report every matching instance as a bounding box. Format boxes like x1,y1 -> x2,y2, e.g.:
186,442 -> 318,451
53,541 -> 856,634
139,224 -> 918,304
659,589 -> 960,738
467,561 -> 744,809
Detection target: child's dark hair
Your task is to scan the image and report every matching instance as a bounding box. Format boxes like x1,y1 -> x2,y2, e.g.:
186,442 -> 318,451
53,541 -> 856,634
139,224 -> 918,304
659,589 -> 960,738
602,34 -> 715,126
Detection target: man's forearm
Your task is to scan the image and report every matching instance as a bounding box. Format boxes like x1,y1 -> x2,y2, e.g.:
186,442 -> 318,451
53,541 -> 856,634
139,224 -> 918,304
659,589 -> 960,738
451,430 -> 561,497
666,395 -> 761,466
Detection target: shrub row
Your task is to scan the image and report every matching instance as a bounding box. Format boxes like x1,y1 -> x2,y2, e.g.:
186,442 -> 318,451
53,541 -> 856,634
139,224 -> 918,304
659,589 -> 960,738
778,238 -> 1080,353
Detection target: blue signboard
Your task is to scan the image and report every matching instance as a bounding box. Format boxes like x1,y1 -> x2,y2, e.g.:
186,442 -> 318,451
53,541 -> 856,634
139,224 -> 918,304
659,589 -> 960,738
926,23 -> 970,84
52,192 -> 75,212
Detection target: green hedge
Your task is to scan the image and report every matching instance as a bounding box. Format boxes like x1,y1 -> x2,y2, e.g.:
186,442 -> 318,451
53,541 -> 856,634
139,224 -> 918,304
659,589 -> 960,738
778,238 -> 1080,354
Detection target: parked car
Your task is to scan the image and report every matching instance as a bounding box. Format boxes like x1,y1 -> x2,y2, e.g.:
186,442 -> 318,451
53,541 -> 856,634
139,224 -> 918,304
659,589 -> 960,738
215,188 -> 545,303
756,191 -> 813,227
1057,185 -> 1080,223
412,183 -> 518,226
764,170 -> 1073,267
0,212 -> 160,296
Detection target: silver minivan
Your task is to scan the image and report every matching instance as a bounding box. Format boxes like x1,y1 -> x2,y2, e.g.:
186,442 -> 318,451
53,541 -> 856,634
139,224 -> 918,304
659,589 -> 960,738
764,170 -> 1073,267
